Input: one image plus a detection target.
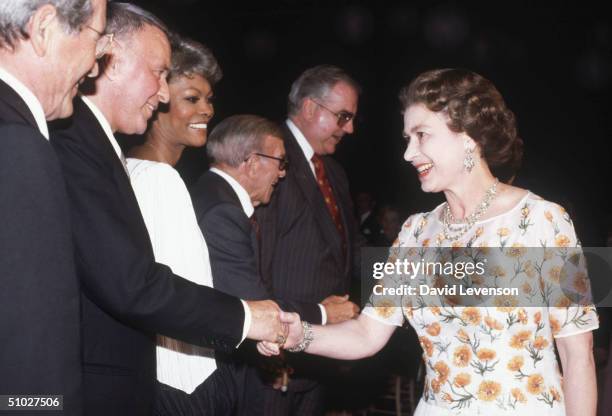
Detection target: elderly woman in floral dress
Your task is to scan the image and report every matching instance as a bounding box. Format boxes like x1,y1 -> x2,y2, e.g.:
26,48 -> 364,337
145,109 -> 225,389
263,68 -> 599,416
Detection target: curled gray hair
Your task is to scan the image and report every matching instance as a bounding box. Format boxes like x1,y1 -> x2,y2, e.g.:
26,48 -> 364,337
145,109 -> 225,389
287,64 -> 360,116
168,35 -> 222,85
0,0 -> 93,50
105,2 -> 168,42
207,115 -> 283,168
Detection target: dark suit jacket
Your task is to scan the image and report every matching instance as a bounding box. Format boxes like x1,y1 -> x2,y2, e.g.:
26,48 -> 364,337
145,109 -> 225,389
0,79 -> 82,415
191,170 -> 322,323
50,97 -> 245,416
257,125 -> 356,311
255,124 -> 359,392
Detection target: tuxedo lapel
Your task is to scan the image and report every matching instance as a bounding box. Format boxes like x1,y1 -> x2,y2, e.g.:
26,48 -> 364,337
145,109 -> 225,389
74,98 -> 139,209
211,172 -> 262,274
284,128 -> 344,267
0,79 -> 39,128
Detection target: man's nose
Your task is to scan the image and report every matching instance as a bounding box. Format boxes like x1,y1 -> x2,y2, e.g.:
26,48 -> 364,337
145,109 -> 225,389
87,61 -> 100,79
158,77 -> 170,104
342,118 -> 354,134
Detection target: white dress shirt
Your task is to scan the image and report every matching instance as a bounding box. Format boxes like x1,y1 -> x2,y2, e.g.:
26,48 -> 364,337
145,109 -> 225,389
210,167 -> 254,217
80,96 -> 128,173
0,65 -> 49,139
286,119 -> 315,177
284,120 -> 328,324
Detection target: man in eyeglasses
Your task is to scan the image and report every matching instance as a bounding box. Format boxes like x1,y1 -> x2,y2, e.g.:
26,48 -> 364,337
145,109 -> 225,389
192,113 -> 361,415
0,0 -> 107,413
255,65 -> 361,415
50,4 -> 295,416
192,114 -> 289,302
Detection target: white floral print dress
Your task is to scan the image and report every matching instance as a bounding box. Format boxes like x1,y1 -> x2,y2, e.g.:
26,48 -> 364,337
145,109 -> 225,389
362,192 -> 598,415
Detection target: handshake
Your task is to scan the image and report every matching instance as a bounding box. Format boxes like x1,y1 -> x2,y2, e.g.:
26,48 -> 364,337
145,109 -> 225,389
246,294 -> 359,356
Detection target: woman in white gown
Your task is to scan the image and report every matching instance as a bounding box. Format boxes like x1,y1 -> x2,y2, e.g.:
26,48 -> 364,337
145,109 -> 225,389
126,36 -> 235,413
263,69 -> 599,416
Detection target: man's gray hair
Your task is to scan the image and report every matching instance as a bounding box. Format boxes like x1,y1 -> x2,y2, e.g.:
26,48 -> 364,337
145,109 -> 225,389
106,2 -> 168,41
207,115 -> 283,168
168,35 -> 222,85
287,64 -> 360,116
0,0 -> 93,50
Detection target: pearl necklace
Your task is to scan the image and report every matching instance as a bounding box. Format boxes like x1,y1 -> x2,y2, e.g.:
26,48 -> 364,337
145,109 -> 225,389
442,178 -> 499,242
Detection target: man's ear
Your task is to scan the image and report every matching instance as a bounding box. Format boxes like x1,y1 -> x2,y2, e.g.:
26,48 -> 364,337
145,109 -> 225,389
28,4 -> 61,57
99,51 -> 121,81
302,97 -> 317,121
244,155 -> 259,176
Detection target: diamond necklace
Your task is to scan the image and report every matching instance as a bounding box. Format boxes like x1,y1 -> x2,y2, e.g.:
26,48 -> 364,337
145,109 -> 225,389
442,178 -> 499,242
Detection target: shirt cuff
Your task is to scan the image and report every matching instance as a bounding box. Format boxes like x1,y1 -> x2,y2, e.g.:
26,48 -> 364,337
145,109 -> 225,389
239,299 -> 252,347
318,303 -> 327,325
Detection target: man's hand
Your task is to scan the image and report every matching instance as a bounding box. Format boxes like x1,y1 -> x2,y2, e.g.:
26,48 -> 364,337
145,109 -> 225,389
246,300 -> 287,343
322,294 -> 360,324
257,311 -> 303,356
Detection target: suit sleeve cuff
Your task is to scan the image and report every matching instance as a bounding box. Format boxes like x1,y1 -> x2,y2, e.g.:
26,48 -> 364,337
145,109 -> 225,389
318,304 -> 327,325
239,299 -> 251,346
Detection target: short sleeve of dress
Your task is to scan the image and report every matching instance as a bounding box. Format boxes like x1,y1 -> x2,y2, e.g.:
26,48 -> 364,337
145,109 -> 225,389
362,214 -> 420,327
539,203 -> 599,338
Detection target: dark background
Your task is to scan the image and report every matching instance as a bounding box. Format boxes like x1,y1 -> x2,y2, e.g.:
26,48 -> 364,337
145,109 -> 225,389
131,0 -> 611,245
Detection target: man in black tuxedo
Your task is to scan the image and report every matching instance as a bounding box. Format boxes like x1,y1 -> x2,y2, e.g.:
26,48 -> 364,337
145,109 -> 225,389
191,115 -> 359,415
255,65 -> 361,414
193,115 -> 354,322
50,4 -> 291,416
190,115 -> 288,416
0,1 -> 107,413
192,115 -> 287,300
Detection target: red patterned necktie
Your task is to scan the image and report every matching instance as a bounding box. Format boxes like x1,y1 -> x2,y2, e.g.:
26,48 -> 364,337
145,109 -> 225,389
311,155 -> 345,245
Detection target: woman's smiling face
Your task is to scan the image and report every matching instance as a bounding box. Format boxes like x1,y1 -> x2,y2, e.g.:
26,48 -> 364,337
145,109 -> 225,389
156,73 -> 214,148
403,104 -> 472,193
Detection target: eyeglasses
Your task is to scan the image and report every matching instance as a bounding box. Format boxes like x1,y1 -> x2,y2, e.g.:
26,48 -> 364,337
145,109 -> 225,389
85,25 -> 114,60
252,153 -> 289,171
312,100 -> 355,128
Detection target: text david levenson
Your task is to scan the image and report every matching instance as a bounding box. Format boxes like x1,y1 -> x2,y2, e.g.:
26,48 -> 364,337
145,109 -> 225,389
372,284 -> 519,297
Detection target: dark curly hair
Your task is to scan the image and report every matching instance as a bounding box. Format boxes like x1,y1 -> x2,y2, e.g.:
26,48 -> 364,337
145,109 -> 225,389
399,69 -> 523,181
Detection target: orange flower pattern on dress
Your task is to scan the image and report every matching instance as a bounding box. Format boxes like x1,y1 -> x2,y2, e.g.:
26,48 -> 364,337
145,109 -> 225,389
507,356 -> 525,372
476,348 -> 496,361
419,336 -> 434,357
527,374 -> 545,395
361,193 -> 598,414
453,372 -> 471,388
477,380 -> 502,401
512,387 -> 527,403
373,299 -> 395,319
510,330 -> 532,349
461,307 -> 482,325
433,361 -> 450,384
426,322 -> 441,336
453,345 -> 472,367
